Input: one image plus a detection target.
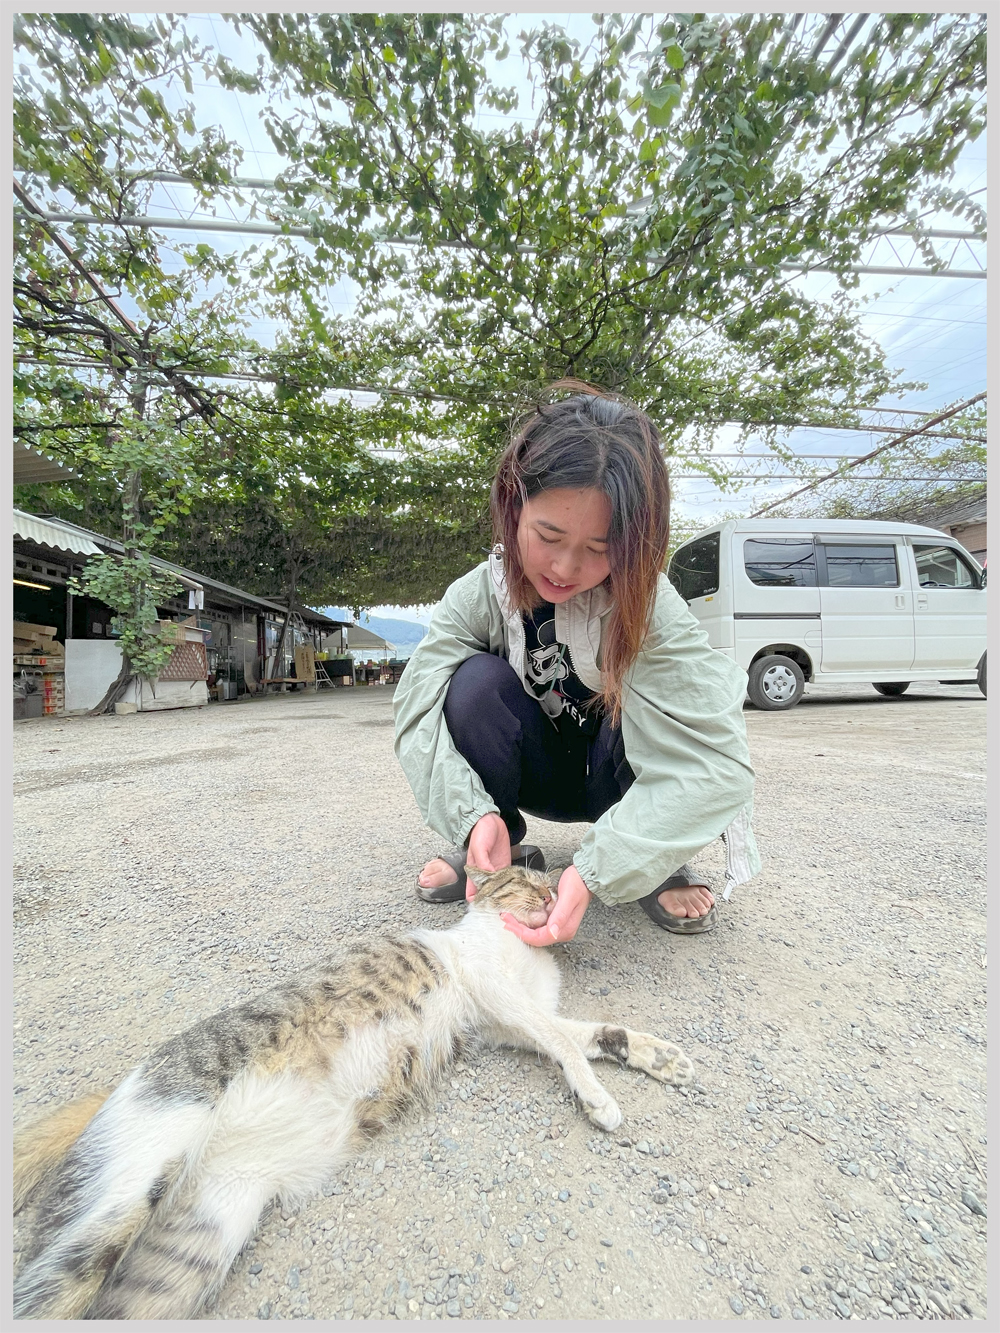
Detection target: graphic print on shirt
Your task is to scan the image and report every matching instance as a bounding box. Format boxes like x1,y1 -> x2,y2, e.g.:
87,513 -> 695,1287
525,613 -> 569,697
523,606 -> 600,733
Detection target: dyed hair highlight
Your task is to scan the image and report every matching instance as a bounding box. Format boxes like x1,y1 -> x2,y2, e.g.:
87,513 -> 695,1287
490,380 -> 671,724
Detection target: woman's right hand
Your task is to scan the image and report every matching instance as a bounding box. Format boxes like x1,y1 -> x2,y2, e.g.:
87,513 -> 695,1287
501,863 -> 592,946
464,813 -> 512,899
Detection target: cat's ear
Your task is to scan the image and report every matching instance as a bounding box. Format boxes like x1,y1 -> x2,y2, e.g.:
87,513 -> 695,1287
547,870 -> 562,892
464,865 -> 492,892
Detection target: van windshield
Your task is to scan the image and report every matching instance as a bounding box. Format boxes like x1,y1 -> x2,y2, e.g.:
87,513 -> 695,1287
669,531 -> 720,602
744,538 -> 817,586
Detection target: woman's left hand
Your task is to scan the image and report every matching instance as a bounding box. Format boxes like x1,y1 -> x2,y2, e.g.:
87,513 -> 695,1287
501,864 -> 593,947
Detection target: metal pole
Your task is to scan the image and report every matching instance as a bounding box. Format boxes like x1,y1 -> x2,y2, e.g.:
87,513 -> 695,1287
16,205 -> 986,277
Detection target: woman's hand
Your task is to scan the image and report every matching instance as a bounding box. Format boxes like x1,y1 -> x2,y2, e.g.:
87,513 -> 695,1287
464,813 -> 512,900
501,864 -> 593,947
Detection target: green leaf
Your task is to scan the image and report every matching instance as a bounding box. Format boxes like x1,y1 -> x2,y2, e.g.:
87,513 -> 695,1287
646,99 -> 677,129
643,80 -> 681,110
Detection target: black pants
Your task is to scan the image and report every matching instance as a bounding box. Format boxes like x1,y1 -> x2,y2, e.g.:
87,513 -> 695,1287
443,653 -> 636,847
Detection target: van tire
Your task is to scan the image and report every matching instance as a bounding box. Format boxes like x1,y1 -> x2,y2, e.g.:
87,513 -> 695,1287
872,682 -> 910,697
747,655 -> 805,710
978,653 -> 986,698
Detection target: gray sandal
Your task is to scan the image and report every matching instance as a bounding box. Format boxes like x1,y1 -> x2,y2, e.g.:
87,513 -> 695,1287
417,845 -> 546,903
639,864 -> 717,935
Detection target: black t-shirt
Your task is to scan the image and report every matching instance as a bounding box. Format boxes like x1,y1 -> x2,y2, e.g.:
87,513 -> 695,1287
522,602 -> 604,737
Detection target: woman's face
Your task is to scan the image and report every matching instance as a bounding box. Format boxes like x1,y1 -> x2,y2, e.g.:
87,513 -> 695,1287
515,487 -> 612,603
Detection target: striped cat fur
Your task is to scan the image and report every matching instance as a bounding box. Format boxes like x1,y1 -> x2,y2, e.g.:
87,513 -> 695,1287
13,864 -> 693,1319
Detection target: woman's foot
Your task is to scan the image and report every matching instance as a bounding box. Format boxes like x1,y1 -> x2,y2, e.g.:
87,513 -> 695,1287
657,883 -> 714,918
418,844 -> 524,891
639,865 -> 717,934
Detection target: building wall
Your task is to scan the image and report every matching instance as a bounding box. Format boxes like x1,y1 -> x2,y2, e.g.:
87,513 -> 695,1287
950,521 -> 987,563
64,640 -> 209,713
64,640 -> 122,712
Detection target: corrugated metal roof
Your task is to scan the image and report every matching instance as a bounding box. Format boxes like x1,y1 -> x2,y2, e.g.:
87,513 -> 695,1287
872,489 -> 987,531
12,508 -> 102,555
12,507 -> 351,627
13,440 -> 79,484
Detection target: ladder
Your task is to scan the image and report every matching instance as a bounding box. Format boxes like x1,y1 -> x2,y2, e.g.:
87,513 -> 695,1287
265,610 -> 333,691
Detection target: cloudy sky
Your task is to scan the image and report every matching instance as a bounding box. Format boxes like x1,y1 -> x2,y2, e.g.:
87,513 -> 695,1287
70,12 -> 987,626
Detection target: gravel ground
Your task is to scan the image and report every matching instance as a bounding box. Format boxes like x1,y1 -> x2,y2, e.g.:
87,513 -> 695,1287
13,679 -> 987,1321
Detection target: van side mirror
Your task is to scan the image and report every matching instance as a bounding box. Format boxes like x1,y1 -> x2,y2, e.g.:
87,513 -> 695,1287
980,567 -> 987,589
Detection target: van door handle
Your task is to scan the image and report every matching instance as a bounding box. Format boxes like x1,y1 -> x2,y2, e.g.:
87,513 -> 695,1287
916,593 -> 928,609
895,594 -> 906,609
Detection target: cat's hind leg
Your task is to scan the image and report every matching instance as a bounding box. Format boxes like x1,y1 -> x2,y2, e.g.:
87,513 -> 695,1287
86,1067 -> 359,1318
554,1019 -> 694,1086
82,1160 -> 275,1319
13,1070 -> 212,1320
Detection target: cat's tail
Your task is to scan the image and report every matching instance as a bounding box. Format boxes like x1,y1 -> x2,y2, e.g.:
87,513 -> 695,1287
12,1069 -> 213,1320
14,1090 -> 111,1214
81,1171 -> 274,1319
85,1068 -> 361,1319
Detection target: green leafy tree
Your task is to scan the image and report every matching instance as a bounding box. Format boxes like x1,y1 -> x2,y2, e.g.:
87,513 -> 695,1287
13,12 -> 987,617
69,554 -> 183,690
243,11 -> 984,425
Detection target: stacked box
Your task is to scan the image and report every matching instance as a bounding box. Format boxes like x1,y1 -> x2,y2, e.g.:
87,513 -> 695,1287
13,622 -> 65,716
41,673 -> 65,715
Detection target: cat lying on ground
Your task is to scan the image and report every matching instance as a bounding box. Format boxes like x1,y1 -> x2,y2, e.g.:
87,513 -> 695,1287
13,864 -> 693,1319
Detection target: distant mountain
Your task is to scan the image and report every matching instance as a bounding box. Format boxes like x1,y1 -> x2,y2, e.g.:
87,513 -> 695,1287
321,608 -> 427,658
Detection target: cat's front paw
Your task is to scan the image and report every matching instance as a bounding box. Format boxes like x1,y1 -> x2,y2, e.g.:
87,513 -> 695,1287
627,1034 -> 694,1086
584,1092 -> 623,1133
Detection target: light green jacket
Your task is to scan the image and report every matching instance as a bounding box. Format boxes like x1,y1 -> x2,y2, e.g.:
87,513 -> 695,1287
393,549 -> 760,906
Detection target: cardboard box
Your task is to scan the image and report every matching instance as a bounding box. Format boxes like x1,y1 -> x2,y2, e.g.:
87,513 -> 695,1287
156,619 -> 211,645
13,621 -> 57,640
294,643 -> 316,682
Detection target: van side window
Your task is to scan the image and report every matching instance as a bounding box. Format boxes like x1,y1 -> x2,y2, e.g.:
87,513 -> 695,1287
668,531 -> 720,601
913,544 -> 978,588
818,543 -> 899,587
743,538 -> 817,587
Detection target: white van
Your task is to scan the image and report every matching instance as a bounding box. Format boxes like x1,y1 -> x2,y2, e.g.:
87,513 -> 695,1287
667,519 -> 987,709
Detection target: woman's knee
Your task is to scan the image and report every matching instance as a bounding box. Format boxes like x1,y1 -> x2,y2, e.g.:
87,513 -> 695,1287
443,654 -> 535,760
444,653 -> 521,722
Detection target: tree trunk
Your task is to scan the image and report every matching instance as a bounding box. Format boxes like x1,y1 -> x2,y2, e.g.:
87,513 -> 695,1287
90,377 -> 148,715
88,654 -> 135,716
269,565 -> 300,680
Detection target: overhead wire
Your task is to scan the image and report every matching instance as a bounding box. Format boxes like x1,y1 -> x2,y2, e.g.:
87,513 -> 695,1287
749,392 -> 986,517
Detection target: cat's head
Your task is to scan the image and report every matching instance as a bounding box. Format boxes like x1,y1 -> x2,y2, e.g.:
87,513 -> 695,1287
464,864 -> 555,929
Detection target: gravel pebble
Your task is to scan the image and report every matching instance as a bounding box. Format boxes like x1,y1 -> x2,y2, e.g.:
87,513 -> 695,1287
12,684 -> 986,1323
961,1188 -> 986,1217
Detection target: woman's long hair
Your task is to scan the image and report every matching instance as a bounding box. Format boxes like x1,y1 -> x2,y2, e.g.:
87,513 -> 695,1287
490,380 -> 670,725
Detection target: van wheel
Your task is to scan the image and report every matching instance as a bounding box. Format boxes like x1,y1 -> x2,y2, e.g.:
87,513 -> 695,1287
872,682 -> 910,697
978,653 -> 986,698
747,655 -> 805,710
